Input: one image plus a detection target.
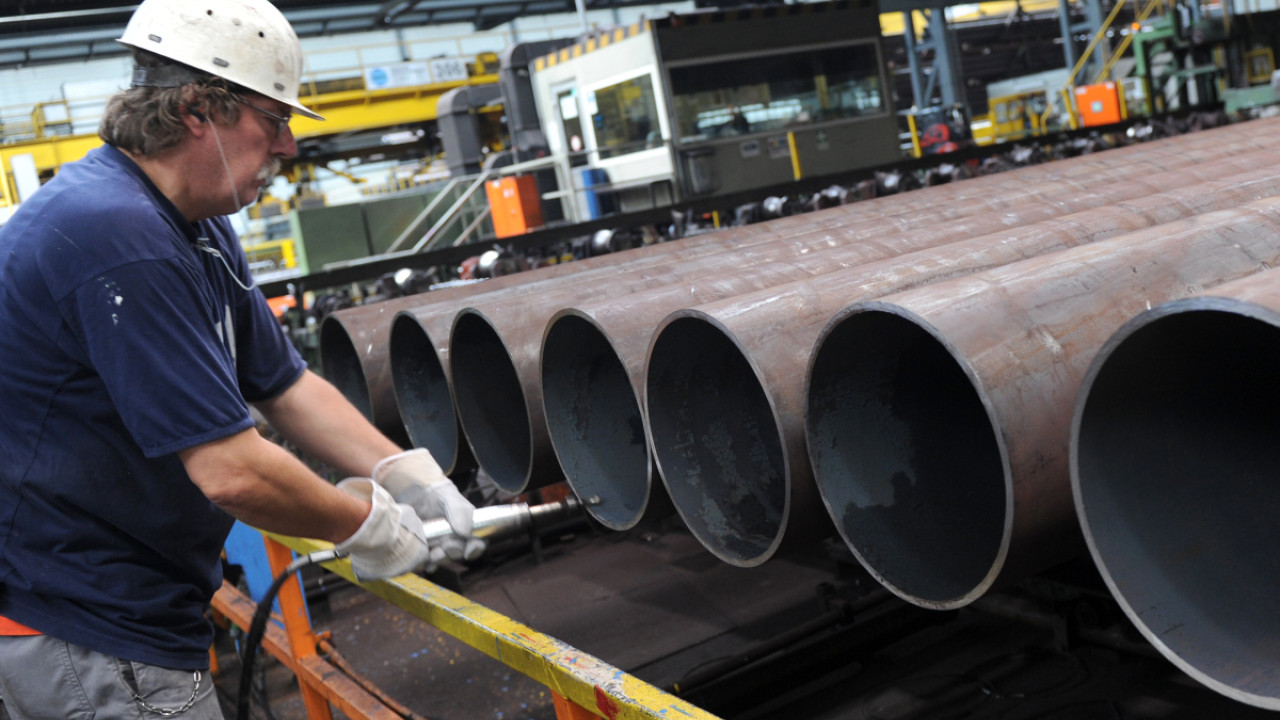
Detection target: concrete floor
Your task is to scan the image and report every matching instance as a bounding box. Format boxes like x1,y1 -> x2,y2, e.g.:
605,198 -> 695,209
204,512 -> 1278,720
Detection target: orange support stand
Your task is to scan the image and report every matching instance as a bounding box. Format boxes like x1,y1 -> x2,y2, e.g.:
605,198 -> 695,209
262,538 -> 333,720
552,691 -> 601,720
211,538 -> 404,720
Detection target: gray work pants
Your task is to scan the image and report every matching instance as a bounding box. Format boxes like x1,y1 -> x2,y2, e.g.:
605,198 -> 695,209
0,635 -> 224,720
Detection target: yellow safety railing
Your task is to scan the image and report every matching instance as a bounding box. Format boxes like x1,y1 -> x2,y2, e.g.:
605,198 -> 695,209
211,533 -> 724,720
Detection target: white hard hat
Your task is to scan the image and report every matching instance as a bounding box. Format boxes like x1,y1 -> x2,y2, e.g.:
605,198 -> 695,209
118,0 -> 323,120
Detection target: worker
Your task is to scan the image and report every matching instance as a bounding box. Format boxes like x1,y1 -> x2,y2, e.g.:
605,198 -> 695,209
0,1 -> 479,718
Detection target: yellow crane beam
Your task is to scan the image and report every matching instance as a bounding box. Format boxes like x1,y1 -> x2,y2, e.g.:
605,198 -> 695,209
0,72 -> 500,211
292,74 -> 499,139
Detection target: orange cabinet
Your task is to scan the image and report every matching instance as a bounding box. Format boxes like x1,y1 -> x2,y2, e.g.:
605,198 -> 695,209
1074,82 -> 1125,127
485,175 -> 544,238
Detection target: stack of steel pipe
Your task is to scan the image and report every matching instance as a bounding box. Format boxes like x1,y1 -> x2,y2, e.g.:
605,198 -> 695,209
1072,267 -> 1280,711
322,216 -> 828,470
639,150 -> 1280,567
535,123 -> 1278,534
323,118 -> 1269,487
309,117 -> 1280,710
322,191 -> 868,464
803,193 -> 1280,607
439,123 -> 1274,499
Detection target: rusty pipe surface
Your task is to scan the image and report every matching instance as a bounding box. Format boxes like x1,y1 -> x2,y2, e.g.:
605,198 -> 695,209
1071,267 -> 1280,711
550,148 -> 1280,540
804,195 -> 1280,611
332,224 -> 820,467
325,119 -> 1261,451
371,191 -> 986,465
645,158 -> 1280,566
458,149 -> 1230,498
454,160 -> 1207,496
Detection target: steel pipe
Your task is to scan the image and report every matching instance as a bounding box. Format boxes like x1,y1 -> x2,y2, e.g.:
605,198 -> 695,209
1071,267 -> 1280,711
804,195 -> 1280,610
553,150 -> 1280,540
329,119 -> 1263,455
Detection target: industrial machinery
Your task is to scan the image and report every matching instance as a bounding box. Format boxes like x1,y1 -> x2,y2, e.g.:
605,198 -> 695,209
524,0 -> 900,222
986,69 -> 1070,142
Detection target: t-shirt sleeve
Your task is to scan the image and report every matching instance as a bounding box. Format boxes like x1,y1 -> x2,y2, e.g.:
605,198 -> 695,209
208,220 -> 307,402
62,258 -> 255,457
234,288 -> 306,403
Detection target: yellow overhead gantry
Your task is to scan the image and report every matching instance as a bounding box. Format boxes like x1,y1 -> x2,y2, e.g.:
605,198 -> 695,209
0,59 -> 500,215
291,72 -> 498,140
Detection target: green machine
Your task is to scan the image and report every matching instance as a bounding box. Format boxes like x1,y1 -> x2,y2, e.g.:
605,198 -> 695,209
1130,11 -> 1230,116
289,184 -> 457,274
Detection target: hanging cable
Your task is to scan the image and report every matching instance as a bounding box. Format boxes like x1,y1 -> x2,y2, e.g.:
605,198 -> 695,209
195,238 -> 256,291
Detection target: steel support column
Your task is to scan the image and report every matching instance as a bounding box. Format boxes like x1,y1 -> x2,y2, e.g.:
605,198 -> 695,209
1058,0 -> 1109,82
898,4 -> 970,119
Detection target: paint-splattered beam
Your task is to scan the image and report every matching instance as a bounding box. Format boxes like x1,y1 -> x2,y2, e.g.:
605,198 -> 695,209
267,533 -> 720,720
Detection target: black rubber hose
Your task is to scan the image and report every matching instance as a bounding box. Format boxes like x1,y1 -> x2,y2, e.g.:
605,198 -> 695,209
236,550 -> 342,720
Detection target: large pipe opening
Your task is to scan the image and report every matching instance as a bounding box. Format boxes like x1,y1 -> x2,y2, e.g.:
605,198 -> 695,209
388,313 -> 460,474
450,311 -> 533,493
319,317 -> 373,421
646,316 -> 786,566
806,308 -> 1006,608
1074,308 -> 1280,709
542,312 -> 651,530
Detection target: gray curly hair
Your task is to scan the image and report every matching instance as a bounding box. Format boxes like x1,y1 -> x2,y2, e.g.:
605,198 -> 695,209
99,50 -> 245,157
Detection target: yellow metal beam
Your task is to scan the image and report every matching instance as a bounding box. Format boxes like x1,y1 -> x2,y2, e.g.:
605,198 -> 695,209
0,133 -> 101,176
292,75 -> 499,139
268,533 -> 724,720
0,74 -> 501,204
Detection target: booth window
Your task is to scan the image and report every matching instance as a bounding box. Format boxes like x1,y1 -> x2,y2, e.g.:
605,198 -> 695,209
668,42 -> 884,143
590,74 -> 661,159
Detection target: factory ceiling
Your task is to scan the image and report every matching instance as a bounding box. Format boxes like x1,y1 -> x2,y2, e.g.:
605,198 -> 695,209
0,0 -> 1015,71
0,0 -> 673,70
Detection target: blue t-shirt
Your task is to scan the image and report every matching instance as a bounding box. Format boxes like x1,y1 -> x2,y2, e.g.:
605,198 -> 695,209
0,145 -> 306,669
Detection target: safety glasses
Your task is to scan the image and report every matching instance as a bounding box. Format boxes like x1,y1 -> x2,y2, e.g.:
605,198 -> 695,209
236,97 -> 292,138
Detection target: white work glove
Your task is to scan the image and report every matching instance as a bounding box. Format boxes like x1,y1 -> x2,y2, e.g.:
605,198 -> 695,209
334,478 -> 433,581
373,449 -> 486,563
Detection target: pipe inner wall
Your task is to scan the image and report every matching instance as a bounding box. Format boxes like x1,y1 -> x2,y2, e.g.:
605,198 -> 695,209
451,310 -> 535,493
388,313 -> 460,473
319,319 -> 374,421
646,317 -> 787,566
806,308 -> 1007,607
541,312 -> 651,530
1073,306 -> 1280,709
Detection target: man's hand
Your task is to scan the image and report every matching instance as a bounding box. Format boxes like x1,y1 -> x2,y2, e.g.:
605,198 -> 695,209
333,478 -> 432,581
373,450 -> 485,562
